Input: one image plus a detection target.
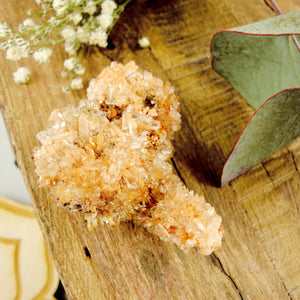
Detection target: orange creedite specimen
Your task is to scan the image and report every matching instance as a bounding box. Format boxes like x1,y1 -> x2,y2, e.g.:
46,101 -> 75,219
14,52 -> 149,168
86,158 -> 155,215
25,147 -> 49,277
34,61 -> 222,254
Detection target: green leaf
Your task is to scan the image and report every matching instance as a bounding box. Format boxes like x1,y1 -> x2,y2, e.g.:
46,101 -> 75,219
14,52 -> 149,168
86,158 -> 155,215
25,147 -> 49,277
211,10 -> 300,109
221,88 -> 300,186
210,10 -> 300,184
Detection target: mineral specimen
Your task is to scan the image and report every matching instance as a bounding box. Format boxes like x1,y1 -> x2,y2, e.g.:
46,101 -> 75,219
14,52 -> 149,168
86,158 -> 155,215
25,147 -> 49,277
34,61 -> 223,254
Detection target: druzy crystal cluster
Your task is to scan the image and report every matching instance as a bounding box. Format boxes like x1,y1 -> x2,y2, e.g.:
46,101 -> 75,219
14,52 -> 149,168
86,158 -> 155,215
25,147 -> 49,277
34,61 -> 223,254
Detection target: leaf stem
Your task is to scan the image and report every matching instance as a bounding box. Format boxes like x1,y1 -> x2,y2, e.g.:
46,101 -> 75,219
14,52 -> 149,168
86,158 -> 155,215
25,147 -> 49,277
269,0 -> 283,15
269,0 -> 300,53
292,35 -> 300,53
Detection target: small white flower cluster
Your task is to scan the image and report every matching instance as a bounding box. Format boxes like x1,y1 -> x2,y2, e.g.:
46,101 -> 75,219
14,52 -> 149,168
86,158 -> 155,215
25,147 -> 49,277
13,67 -> 31,84
0,0 -> 132,88
33,48 -> 53,64
0,22 -> 11,38
1,35 -> 32,61
62,57 -> 85,91
138,36 -> 150,48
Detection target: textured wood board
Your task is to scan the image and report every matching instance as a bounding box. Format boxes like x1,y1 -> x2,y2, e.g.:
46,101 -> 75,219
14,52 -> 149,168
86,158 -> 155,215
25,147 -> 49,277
0,0 -> 299,299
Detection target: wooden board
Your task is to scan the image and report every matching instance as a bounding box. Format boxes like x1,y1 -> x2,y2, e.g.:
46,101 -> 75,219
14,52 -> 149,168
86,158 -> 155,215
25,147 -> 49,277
0,0 -> 299,299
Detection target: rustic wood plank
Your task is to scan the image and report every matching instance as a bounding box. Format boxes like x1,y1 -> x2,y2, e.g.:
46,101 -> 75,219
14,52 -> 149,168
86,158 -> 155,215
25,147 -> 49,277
0,0 -> 299,299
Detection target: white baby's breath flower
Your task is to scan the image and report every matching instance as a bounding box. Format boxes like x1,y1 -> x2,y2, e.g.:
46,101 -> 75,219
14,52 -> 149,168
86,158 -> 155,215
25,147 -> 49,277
84,0 -> 97,15
33,47 -> 53,64
0,22 -> 11,38
64,57 -> 77,70
61,70 -> 68,77
64,40 -> 80,55
76,27 -> 90,43
1,0 -> 132,90
101,0 -> 117,15
61,26 -> 76,41
30,30 -> 47,45
138,36 -> 150,48
71,12 -> 82,25
14,36 -> 30,47
49,16 -> 60,27
52,0 -> 69,15
6,45 -> 29,60
70,77 -> 83,89
13,67 -> 31,84
74,64 -> 85,75
89,27 -> 107,47
23,18 -> 35,28
19,18 -> 38,33
18,26 -> 26,34
87,15 -> 98,26
0,42 -> 7,50
41,2 -> 51,10
97,13 -> 113,30
3,36 -> 31,59
62,85 -> 70,93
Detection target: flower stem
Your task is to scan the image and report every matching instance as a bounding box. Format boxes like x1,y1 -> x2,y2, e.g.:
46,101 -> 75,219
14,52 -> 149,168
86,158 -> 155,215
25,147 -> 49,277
269,0 -> 283,15
268,0 -> 300,52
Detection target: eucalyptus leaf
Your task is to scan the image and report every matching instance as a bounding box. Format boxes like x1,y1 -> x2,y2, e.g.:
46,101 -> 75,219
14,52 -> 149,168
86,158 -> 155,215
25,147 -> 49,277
221,88 -> 300,186
211,10 -> 300,109
210,10 -> 300,184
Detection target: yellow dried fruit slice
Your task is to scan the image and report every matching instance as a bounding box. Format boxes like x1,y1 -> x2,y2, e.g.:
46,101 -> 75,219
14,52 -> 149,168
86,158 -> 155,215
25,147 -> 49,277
0,196 -> 59,300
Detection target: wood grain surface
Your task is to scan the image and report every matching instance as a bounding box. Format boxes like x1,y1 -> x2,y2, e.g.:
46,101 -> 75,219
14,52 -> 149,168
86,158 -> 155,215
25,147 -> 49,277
0,0 -> 299,299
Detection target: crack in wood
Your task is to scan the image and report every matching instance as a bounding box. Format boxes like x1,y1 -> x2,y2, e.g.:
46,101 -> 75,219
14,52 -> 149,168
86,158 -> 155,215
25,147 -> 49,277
228,164 -> 296,300
261,162 -> 273,181
288,149 -> 299,173
262,0 -> 277,13
211,253 -> 244,300
281,281 -> 293,300
84,246 -> 91,258
170,158 -> 187,186
287,180 -> 300,220
165,55 -> 213,72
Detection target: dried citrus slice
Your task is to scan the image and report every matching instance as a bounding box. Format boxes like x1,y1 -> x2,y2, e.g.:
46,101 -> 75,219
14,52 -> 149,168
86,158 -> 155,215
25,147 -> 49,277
0,196 -> 59,300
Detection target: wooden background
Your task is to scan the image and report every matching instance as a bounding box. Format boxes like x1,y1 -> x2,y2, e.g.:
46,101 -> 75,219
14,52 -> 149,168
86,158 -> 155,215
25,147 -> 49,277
0,0 -> 299,299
